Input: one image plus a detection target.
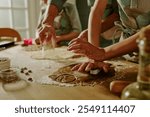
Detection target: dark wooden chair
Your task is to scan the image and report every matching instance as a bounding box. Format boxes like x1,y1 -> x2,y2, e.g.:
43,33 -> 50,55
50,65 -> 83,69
0,28 -> 21,42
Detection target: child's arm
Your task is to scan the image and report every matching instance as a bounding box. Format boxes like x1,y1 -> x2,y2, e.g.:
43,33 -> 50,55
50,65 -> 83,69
103,32 -> 139,61
88,0 -> 107,47
88,0 -> 119,47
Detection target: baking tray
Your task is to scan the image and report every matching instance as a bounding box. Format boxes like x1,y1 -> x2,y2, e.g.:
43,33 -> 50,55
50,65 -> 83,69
0,39 -> 15,48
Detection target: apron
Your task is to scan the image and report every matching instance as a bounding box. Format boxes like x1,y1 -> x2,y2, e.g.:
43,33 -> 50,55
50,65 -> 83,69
117,0 -> 150,39
116,0 -> 150,62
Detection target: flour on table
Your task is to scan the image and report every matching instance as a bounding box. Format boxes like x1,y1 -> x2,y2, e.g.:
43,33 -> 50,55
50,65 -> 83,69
31,47 -> 75,60
23,44 -> 53,51
30,47 -> 89,66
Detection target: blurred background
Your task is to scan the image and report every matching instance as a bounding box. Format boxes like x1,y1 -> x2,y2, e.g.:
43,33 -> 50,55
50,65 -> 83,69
0,0 -> 91,39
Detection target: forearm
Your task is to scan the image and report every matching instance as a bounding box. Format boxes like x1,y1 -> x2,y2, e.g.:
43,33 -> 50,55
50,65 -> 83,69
42,4 -> 59,26
42,0 -> 67,25
103,32 -> 139,61
56,32 -> 80,42
88,0 -> 107,47
88,12 -> 119,47
88,9 -> 102,47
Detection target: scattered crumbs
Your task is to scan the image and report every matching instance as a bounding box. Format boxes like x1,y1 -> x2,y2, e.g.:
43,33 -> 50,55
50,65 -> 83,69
19,67 -> 34,82
20,70 -> 24,73
21,68 -> 24,71
28,70 -> 32,73
24,67 -> 27,70
25,72 -> 30,76
28,78 -> 33,82
20,67 -> 33,75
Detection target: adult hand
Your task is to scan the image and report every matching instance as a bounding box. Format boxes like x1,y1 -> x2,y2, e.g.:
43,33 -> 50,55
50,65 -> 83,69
38,25 -> 56,44
68,38 -> 105,61
71,60 -> 111,72
78,29 -> 88,41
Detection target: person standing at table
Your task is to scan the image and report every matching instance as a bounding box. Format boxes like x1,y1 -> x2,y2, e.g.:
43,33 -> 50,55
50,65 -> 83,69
78,0 -> 150,47
36,0 -> 82,46
38,0 -> 119,46
67,0 -> 150,72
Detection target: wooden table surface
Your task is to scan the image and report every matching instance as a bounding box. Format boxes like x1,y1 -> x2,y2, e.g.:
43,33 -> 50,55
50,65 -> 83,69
0,45 -> 138,100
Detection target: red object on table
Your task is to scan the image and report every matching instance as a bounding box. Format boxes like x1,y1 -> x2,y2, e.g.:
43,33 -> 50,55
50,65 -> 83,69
24,38 -> 32,45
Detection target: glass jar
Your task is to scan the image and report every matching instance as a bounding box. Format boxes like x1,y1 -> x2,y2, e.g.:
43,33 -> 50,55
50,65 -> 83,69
0,68 -> 28,91
0,68 -> 19,83
121,26 -> 150,100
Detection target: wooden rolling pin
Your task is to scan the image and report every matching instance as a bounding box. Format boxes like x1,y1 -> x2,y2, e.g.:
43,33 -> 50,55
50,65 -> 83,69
110,80 -> 134,94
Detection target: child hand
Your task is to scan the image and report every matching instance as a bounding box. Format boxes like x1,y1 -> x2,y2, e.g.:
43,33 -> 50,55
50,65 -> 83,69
71,60 -> 111,73
68,38 -> 105,61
